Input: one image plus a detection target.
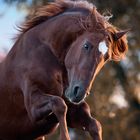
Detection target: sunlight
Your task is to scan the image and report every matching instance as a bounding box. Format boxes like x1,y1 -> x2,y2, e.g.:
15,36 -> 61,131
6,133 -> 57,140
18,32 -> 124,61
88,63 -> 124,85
0,3 -> 27,53
109,84 -> 128,108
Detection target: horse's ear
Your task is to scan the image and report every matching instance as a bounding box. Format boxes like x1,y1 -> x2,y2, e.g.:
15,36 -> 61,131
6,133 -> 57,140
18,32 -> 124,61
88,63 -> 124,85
114,29 -> 130,41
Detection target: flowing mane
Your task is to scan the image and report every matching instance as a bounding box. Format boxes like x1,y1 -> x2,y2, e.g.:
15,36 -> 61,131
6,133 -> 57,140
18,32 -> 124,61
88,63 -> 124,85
19,0 -> 128,61
19,0 -> 95,33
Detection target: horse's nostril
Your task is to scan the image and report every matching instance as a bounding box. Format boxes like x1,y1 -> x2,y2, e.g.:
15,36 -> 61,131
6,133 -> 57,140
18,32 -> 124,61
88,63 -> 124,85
73,86 -> 80,98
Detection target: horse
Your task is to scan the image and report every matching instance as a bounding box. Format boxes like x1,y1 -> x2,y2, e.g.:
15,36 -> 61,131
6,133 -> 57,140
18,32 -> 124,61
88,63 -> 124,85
0,0 -> 128,140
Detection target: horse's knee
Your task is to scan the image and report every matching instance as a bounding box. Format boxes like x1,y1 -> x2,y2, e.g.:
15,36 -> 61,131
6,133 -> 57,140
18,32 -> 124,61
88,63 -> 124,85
29,95 -> 67,123
52,96 -> 67,117
88,118 -> 102,136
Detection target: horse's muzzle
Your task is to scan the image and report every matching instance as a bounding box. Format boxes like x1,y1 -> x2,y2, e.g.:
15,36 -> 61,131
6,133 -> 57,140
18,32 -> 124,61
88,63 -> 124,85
65,84 -> 88,103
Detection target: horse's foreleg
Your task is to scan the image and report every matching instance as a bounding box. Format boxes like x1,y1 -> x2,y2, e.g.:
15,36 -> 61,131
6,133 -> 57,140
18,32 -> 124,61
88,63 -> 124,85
32,95 -> 70,140
67,101 -> 102,140
85,117 -> 102,140
22,82 -> 70,140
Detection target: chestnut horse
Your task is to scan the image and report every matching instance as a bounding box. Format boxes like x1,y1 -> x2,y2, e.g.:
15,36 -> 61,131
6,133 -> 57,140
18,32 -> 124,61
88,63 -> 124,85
0,0 -> 128,140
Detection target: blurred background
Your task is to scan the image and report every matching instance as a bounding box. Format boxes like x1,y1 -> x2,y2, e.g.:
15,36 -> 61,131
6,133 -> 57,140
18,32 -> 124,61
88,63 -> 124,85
0,0 -> 140,140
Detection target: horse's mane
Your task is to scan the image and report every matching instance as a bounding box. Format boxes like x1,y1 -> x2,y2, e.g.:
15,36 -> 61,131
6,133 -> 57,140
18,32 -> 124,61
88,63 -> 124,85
18,0 -> 128,61
19,0 -> 95,33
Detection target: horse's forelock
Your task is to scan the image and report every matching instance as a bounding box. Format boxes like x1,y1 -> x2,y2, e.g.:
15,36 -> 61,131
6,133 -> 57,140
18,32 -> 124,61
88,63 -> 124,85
89,10 -> 128,61
78,6 -> 112,33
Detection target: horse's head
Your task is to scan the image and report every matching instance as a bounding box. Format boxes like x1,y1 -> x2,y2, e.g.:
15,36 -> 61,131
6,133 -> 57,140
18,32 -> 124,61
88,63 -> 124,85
64,21 -> 128,103
26,0 -> 128,104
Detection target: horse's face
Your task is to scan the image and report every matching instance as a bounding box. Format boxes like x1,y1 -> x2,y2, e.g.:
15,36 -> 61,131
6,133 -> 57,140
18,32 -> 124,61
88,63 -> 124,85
65,32 -> 111,103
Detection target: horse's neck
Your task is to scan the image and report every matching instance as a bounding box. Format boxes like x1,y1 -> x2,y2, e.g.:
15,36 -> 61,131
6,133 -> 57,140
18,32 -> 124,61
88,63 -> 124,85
39,14 -> 83,64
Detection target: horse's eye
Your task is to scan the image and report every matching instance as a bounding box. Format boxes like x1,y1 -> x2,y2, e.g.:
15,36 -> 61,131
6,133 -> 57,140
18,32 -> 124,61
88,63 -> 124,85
83,42 -> 91,51
83,44 -> 89,50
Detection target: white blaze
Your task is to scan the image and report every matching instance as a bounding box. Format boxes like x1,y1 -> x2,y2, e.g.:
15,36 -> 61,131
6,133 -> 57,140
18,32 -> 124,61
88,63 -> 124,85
98,41 -> 108,55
